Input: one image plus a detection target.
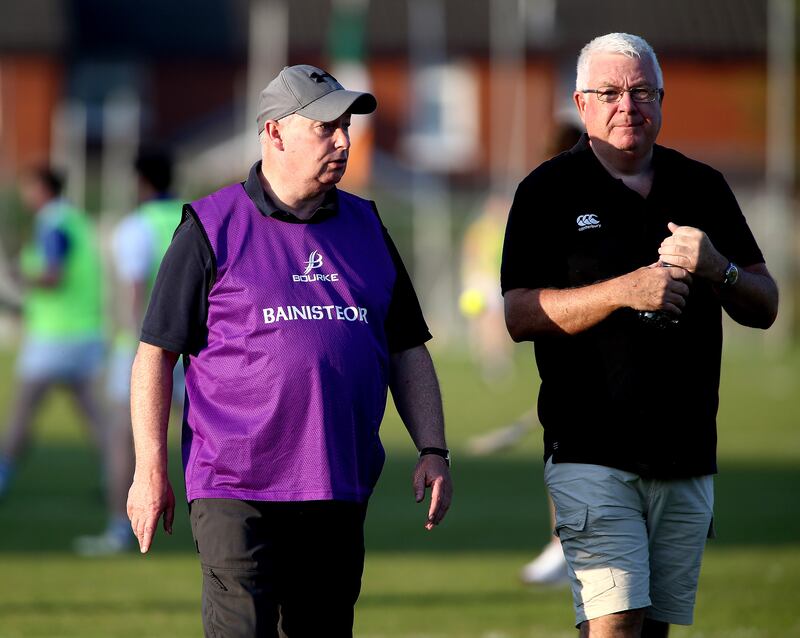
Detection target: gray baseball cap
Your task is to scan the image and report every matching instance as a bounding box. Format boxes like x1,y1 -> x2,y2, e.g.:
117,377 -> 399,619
256,64 -> 377,133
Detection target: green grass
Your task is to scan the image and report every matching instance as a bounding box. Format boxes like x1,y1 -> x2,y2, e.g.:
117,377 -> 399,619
0,340 -> 798,637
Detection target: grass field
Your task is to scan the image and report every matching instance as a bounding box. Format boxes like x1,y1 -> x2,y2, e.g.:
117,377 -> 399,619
0,338 -> 798,637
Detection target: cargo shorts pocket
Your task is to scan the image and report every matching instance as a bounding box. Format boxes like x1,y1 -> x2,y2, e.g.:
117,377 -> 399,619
574,567 -> 616,608
554,505 -> 588,541
554,506 -> 617,608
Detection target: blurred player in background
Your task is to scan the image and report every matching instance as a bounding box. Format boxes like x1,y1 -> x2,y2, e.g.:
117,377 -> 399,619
459,193 -> 512,383
75,150 -> 184,555
0,167 -> 104,498
467,123 -> 582,585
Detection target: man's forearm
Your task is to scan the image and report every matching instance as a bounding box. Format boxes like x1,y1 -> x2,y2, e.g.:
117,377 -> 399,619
131,342 -> 179,475
658,225 -> 778,329
718,264 -> 778,329
389,345 -> 447,450
505,261 -> 695,341
505,278 -> 625,341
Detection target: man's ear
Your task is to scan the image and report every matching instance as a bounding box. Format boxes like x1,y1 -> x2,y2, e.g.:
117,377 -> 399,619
263,120 -> 284,151
573,91 -> 587,123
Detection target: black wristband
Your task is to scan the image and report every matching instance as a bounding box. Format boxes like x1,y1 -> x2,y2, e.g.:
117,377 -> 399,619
418,447 -> 451,466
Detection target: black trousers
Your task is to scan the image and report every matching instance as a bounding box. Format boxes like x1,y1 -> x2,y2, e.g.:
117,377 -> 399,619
189,498 -> 368,638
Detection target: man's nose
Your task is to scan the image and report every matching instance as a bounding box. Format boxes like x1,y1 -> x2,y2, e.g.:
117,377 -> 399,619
334,127 -> 351,150
617,90 -> 638,111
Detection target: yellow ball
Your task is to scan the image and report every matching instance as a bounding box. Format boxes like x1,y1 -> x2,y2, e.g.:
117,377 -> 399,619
459,288 -> 486,317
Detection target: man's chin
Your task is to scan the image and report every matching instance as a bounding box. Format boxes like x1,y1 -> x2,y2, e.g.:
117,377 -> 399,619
611,126 -> 657,149
319,171 -> 345,186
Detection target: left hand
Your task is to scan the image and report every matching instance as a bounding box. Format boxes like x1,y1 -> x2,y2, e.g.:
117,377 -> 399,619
413,455 -> 453,530
658,222 -> 727,281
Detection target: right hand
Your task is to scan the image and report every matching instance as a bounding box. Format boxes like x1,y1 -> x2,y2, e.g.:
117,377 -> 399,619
622,263 -> 692,316
127,469 -> 175,554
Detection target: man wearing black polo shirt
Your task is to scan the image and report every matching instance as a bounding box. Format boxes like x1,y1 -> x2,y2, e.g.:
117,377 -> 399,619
502,33 -> 777,638
126,65 -> 452,637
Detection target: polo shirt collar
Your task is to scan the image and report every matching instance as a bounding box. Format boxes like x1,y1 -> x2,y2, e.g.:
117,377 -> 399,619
571,133 -> 664,190
243,160 -> 338,224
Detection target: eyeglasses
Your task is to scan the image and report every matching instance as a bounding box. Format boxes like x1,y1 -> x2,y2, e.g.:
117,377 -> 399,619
581,87 -> 664,104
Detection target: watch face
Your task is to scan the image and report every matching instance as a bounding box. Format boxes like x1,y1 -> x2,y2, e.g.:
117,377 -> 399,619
725,263 -> 739,286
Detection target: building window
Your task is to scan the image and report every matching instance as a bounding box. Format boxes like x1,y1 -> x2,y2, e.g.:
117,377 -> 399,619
405,63 -> 478,172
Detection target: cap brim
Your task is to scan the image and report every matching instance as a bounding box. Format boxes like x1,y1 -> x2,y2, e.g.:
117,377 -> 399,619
295,90 -> 377,122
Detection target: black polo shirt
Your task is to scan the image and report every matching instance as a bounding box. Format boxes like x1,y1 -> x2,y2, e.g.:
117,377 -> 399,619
501,135 -> 764,478
141,161 -> 431,355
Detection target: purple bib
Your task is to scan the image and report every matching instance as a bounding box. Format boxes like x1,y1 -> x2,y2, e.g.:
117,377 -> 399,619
183,184 -> 396,503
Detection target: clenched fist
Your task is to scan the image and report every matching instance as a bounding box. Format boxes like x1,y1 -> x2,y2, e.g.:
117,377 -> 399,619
658,222 -> 727,281
622,262 -> 692,317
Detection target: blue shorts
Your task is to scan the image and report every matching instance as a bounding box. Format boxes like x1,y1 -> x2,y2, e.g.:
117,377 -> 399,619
17,337 -> 105,382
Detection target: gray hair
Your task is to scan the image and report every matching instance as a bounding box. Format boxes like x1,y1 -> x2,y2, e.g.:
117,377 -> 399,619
576,33 -> 663,90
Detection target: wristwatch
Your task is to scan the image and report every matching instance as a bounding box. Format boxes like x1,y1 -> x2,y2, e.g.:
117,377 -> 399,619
721,261 -> 739,288
419,447 -> 451,467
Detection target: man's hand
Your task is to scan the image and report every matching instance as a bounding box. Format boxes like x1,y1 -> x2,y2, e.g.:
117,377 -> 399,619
658,222 -> 727,281
413,455 -> 453,531
389,345 -> 452,530
621,262 -> 692,316
127,470 -> 175,554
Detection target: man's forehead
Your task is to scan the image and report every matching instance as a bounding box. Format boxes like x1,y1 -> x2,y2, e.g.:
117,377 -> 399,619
588,53 -> 657,84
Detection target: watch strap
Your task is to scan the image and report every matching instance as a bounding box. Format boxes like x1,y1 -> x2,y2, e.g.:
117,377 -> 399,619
418,447 -> 450,466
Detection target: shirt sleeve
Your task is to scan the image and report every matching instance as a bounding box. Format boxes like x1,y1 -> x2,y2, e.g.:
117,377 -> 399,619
380,224 -> 432,353
111,215 -> 154,283
501,170 -> 562,294
705,170 -> 765,268
140,207 -> 214,354
40,228 -> 69,268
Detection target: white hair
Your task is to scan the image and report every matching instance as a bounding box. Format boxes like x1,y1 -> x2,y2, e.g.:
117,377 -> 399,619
576,33 -> 663,90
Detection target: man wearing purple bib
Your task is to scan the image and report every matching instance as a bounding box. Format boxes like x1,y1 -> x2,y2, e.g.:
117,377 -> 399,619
126,65 -> 453,637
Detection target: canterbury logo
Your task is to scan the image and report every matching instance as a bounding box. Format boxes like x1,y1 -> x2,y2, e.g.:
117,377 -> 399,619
303,250 -> 324,274
576,214 -> 601,231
